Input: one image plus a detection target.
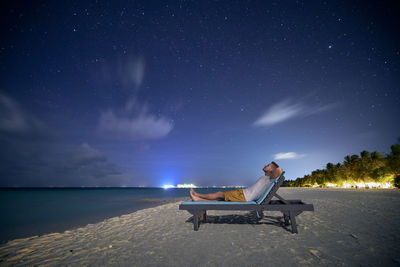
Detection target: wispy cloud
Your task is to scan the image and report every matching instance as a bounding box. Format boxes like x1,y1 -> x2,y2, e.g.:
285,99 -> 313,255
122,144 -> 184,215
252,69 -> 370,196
0,93 -> 132,186
0,92 -> 53,141
70,143 -> 106,165
58,143 -> 128,186
0,92 -> 44,133
96,55 -> 145,92
98,98 -> 174,140
0,137 -> 130,186
253,99 -> 337,126
97,55 -> 175,141
119,55 -> 145,90
273,152 -> 306,160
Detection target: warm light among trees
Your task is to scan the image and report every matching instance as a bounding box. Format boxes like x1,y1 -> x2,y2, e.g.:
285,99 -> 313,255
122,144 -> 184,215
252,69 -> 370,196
283,141 -> 400,189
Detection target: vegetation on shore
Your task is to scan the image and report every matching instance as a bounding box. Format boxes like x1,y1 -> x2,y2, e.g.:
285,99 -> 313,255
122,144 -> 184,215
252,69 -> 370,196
282,141 -> 400,189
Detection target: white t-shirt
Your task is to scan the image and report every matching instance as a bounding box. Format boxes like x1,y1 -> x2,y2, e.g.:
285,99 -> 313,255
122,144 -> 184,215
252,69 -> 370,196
242,175 -> 272,201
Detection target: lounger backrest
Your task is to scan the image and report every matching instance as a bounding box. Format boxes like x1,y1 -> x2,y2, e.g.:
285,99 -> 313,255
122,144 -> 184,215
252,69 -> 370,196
256,171 -> 285,205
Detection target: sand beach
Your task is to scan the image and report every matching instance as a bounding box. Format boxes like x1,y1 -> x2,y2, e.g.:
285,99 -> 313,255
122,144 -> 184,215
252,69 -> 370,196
0,188 -> 399,266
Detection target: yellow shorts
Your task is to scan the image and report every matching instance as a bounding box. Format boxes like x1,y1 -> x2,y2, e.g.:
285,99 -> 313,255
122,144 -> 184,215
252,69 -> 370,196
223,189 -> 246,202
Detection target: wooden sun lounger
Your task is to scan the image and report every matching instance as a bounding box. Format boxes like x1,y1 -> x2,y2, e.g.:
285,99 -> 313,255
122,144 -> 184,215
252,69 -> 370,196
179,171 -> 314,233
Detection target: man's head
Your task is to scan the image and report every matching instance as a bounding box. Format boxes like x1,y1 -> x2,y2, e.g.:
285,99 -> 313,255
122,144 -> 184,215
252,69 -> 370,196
263,161 -> 281,177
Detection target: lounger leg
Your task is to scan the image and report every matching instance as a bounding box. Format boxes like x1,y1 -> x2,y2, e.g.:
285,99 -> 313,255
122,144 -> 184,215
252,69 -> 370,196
289,211 -> 298,234
255,210 -> 264,219
283,212 -> 290,226
193,213 -> 199,231
202,210 -> 207,221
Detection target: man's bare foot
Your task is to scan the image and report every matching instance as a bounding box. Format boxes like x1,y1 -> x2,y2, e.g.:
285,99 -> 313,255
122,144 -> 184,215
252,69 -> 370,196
189,189 -> 202,201
190,188 -> 198,196
189,188 -> 195,200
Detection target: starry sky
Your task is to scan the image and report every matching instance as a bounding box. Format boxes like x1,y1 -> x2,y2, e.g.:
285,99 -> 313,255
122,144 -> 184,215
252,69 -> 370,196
0,0 -> 399,187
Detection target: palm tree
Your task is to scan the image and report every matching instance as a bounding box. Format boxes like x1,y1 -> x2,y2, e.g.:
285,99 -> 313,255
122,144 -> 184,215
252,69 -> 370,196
360,150 -> 371,159
371,151 -> 383,160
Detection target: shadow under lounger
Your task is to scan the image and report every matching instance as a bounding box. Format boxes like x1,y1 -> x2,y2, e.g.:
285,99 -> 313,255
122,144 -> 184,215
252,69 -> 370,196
179,172 -> 314,233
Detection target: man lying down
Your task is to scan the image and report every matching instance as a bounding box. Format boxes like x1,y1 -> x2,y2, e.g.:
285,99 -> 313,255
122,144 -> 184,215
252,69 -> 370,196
189,161 -> 282,202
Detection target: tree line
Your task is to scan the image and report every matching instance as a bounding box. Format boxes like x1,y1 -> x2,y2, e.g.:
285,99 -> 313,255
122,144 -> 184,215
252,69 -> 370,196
282,141 -> 400,188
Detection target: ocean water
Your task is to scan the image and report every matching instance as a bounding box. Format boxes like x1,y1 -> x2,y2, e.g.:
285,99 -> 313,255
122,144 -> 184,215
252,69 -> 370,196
0,187 -> 232,244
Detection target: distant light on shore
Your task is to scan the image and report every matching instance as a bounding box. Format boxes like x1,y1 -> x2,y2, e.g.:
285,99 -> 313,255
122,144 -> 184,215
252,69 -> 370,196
326,183 -> 337,188
161,184 -> 245,189
176,184 -> 198,188
343,183 -> 352,189
312,182 -> 394,189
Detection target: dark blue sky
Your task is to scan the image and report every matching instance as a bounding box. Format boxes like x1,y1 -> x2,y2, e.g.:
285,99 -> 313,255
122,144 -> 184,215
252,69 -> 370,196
1,0 -> 399,187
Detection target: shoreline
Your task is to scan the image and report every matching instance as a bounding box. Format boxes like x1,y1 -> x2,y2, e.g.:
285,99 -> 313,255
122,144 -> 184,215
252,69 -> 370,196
0,197 -> 188,246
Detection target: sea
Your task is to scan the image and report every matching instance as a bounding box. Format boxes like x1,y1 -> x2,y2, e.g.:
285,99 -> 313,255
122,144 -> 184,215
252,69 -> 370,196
0,187 -> 234,244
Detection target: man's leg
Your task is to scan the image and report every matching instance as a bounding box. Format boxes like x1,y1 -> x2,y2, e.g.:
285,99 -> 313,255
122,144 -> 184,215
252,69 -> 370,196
191,189 -> 225,200
190,189 -> 224,201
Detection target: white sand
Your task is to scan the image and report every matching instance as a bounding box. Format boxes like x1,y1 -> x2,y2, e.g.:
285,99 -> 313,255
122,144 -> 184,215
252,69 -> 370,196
1,188 -> 399,266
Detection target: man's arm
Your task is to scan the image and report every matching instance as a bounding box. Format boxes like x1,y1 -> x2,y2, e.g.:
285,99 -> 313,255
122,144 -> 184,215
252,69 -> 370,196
271,167 -> 282,179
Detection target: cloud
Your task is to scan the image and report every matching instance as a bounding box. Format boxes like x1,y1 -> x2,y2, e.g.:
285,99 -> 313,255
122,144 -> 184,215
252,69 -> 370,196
253,99 -> 337,126
127,56 -> 145,89
273,152 -> 306,160
0,139 -> 130,187
97,55 -> 145,93
0,93 -> 131,187
57,143 -> 128,186
69,142 -> 106,165
98,98 -> 174,141
96,55 -> 174,141
0,92 -> 46,134
254,100 -> 302,126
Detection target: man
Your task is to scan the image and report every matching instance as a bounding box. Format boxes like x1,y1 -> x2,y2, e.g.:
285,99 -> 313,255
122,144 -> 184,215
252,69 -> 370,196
190,161 -> 282,202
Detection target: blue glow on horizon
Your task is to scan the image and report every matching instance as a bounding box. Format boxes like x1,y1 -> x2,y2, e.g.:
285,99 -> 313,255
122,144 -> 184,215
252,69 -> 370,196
160,171 -> 177,189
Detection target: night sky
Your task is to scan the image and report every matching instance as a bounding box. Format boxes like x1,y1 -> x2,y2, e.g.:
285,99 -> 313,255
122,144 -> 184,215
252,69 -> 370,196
0,1 -> 399,187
